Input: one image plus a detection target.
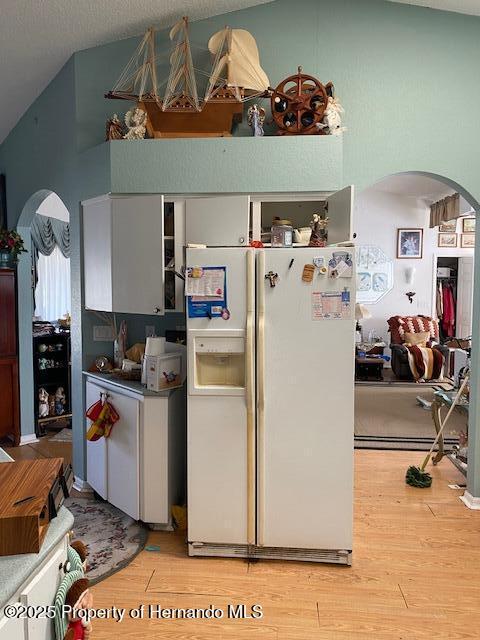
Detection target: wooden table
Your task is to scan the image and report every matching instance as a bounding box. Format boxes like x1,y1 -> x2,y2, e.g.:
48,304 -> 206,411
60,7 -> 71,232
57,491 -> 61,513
355,356 -> 384,381
431,387 -> 469,469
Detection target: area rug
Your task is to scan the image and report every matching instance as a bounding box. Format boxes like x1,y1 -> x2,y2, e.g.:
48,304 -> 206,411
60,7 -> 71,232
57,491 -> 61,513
49,427 -> 73,442
64,497 -> 148,584
355,385 -> 466,451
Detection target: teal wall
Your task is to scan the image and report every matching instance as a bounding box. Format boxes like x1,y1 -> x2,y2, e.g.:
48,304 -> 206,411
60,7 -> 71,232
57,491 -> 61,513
1,0 -> 480,490
73,0 -> 480,202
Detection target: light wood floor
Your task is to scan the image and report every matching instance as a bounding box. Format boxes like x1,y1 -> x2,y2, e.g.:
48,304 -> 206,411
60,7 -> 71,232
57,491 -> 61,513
84,450 -> 476,640
5,441 -> 479,638
4,437 -> 72,466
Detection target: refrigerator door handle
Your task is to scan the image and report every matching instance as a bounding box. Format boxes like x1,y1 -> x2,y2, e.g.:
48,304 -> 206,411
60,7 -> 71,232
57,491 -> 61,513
246,250 -> 256,545
256,249 -> 266,546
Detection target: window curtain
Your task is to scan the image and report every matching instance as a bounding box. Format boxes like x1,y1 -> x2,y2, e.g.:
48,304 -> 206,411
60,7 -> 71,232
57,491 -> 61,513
31,214 -> 70,257
429,193 -> 460,228
34,246 -> 71,321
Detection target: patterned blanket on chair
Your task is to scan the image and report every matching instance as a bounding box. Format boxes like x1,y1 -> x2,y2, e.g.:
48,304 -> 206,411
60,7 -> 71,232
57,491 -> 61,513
406,345 -> 444,382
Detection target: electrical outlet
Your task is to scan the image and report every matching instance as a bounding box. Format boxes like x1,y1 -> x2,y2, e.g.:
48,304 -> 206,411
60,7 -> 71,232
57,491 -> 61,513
93,325 -> 114,341
145,325 -> 155,338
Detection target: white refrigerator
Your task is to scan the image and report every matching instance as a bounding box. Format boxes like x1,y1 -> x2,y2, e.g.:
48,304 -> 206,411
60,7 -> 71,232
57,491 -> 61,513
186,246 -> 355,564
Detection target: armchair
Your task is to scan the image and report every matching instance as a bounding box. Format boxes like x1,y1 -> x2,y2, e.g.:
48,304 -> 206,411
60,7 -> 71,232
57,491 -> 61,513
387,315 -> 449,380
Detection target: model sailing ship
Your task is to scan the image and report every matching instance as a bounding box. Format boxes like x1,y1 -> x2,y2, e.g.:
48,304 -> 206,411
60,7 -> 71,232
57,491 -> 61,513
106,17 -> 270,138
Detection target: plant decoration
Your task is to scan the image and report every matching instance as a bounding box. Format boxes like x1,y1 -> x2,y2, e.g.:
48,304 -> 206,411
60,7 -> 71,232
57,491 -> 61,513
0,228 -> 27,262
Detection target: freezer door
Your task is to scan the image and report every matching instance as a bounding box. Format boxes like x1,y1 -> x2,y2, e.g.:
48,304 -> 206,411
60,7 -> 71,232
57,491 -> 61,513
186,195 -> 250,246
187,248 -> 256,545
326,185 -> 354,245
257,248 -> 355,551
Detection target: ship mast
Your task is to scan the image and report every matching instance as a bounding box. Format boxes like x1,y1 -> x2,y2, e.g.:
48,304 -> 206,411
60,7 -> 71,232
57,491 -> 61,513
163,17 -> 200,111
107,28 -> 159,102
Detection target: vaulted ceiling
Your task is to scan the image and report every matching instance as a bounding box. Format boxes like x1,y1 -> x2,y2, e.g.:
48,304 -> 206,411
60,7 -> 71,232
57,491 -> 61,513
0,0 -> 271,144
0,0 -> 478,145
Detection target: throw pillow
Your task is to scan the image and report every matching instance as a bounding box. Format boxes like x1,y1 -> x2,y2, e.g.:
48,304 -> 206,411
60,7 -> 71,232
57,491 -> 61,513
404,331 -> 430,347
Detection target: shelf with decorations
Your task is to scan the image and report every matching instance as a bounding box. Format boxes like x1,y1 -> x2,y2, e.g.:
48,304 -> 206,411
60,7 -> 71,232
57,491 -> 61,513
33,332 -> 71,436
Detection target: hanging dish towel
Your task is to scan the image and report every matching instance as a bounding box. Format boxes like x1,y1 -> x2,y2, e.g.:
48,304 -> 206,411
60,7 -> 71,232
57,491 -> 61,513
86,398 -> 120,441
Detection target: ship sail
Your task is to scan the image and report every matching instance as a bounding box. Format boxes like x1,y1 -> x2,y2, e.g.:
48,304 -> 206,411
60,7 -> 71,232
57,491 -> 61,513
206,27 -> 270,101
163,17 -> 200,111
108,28 -> 159,102
106,18 -> 271,121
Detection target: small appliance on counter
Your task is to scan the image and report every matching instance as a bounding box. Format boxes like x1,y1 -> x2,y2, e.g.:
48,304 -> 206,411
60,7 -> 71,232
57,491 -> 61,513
142,336 -> 186,392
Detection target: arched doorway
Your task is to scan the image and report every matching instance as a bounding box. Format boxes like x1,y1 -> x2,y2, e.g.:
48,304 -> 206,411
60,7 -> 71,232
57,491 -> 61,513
354,171 -> 479,506
16,190 -> 71,460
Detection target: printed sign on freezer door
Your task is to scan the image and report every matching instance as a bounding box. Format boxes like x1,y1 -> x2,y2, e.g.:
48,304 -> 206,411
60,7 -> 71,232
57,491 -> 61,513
186,266 -> 228,318
312,289 -> 352,320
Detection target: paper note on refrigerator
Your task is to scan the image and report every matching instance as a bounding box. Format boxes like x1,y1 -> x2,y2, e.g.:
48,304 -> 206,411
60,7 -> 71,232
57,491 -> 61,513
186,267 -> 225,298
312,290 -> 352,320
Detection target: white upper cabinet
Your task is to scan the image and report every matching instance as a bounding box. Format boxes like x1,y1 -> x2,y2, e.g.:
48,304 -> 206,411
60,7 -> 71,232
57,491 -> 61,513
83,195 -> 165,315
326,185 -> 354,245
186,195 -> 250,247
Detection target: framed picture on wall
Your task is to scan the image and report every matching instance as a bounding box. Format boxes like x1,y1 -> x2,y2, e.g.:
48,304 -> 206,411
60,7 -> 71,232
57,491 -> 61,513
397,228 -> 423,259
439,219 -> 457,232
461,233 -> 475,248
438,233 -> 457,248
462,218 -> 476,233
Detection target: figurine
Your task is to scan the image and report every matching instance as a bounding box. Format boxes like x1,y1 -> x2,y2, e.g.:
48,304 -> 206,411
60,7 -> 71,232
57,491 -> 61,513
316,96 -> 346,136
39,387 -> 49,418
308,213 -> 329,247
247,104 -> 266,136
55,387 -> 66,415
123,107 -> 147,140
105,114 -> 124,141
49,393 -> 56,417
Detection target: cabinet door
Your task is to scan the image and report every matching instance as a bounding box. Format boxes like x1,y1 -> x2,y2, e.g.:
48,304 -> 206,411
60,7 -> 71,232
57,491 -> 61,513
326,185 -> 354,245
85,381 -> 107,498
0,605 -> 25,640
20,543 -> 66,640
457,256 -> 474,338
83,198 -> 113,311
0,357 -> 19,441
111,195 -> 164,315
106,390 -> 140,520
0,270 -> 17,356
186,195 -> 250,247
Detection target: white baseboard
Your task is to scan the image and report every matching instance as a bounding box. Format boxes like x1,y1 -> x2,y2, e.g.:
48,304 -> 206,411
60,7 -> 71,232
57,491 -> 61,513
460,491 -> 480,510
73,476 -> 92,493
19,434 -> 39,446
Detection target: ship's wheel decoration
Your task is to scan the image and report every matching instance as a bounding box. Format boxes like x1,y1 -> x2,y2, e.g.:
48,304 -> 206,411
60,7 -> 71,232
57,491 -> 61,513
271,66 -> 333,135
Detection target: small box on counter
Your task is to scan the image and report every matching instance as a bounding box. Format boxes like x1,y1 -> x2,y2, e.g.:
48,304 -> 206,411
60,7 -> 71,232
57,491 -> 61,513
146,352 -> 183,392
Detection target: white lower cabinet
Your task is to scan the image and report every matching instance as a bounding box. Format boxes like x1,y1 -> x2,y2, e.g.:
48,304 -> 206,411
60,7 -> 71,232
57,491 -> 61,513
0,536 -> 68,640
20,546 -> 66,640
0,607 -> 25,640
106,391 -> 140,520
85,377 -> 185,527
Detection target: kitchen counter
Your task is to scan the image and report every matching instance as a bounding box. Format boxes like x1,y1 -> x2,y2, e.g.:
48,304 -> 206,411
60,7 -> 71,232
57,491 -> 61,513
83,371 -> 178,397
